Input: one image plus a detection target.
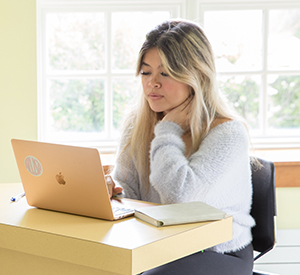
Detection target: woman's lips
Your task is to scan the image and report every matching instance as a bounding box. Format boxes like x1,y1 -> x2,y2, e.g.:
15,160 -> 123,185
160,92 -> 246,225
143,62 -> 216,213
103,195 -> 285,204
148,92 -> 164,101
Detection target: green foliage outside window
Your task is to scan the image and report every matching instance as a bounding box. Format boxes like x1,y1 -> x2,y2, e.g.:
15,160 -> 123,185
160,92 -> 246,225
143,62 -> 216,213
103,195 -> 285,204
50,79 -> 105,132
268,75 -> 300,129
219,76 -> 260,130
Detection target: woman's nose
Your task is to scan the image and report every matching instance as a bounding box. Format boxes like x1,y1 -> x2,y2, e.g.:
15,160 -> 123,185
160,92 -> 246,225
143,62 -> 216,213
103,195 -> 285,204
148,75 -> 161,89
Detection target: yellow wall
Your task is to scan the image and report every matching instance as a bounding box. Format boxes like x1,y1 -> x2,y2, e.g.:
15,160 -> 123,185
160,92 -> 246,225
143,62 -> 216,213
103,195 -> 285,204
0,0 -> 37,183
276,188 -> 300,229
0,0 -> 299,229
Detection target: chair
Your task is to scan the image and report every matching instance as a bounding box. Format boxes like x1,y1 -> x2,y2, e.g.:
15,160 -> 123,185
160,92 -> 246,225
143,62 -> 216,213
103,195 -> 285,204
250,158 -> 277,275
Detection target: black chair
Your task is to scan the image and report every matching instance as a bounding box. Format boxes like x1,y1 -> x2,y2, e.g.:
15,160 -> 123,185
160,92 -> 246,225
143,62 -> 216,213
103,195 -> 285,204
251,157 -> 277,275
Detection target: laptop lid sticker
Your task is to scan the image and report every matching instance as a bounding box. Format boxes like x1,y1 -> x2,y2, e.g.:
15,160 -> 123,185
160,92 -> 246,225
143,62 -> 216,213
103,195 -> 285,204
24,156 -> 43,177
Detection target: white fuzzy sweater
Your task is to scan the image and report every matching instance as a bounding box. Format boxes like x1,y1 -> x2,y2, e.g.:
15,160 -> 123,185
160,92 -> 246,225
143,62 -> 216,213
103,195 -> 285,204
112,120 -> 255,253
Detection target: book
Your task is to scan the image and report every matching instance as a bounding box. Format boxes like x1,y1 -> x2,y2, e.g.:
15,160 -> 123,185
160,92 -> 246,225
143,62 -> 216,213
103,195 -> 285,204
134,201 -> 227,227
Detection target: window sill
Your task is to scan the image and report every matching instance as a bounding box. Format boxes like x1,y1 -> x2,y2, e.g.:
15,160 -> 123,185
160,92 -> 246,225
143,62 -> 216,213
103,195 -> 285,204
254,149 -> 300,188
102,148 -> 300,188
252,137 -> 300,150
54,139 -> 300,188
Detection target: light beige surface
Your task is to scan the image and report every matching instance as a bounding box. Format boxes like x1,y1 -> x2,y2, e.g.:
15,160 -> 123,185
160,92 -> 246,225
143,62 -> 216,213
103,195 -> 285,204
0,183 -> 232,275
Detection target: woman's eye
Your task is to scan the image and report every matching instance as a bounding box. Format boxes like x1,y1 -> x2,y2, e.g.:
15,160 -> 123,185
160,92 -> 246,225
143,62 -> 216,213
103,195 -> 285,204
141,71 -> 151,75
161,72 -> 169,77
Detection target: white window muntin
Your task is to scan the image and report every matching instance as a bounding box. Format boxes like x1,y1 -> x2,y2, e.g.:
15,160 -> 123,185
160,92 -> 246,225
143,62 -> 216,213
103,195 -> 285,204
37,1 -> 183,151
197,1 -> 300,148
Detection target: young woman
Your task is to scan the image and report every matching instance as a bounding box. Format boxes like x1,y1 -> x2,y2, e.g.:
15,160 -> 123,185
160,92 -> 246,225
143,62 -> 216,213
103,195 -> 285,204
107,19 -> 255,274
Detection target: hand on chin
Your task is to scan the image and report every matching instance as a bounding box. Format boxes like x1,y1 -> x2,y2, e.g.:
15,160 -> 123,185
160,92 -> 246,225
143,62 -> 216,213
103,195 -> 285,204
162,98 -> 192,130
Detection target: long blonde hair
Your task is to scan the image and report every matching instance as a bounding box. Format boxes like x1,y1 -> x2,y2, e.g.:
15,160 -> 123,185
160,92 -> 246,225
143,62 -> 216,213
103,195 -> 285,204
119,20 -> 239,185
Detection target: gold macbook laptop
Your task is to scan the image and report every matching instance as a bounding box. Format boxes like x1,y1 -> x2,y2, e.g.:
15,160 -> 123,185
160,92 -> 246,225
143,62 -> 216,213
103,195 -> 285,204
11,139 -> 134,220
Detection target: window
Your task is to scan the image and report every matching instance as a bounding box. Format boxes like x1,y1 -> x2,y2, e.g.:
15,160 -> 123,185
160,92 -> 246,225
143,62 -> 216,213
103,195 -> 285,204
37,0 -> 182,151
198,2 -> 300,148
38,0 -> 300,151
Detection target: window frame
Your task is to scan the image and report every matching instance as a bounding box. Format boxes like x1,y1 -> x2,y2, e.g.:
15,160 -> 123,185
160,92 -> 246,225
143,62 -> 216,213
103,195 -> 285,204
37,0 -> 300,152
197,0 -> 300,149
37,0 -> 185,152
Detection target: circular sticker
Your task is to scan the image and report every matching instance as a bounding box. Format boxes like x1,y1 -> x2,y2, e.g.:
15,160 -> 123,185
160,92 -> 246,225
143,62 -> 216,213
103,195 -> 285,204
24,156 -> 43,177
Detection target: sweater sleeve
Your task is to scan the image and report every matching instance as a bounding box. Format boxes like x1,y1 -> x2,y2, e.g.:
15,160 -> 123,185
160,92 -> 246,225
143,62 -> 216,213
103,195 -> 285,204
149,120 -> 250,205
112,152 -> 140,200
111,129 -> 141,200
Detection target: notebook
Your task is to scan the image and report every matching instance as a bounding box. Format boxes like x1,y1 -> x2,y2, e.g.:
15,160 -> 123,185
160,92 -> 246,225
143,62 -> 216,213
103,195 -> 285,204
135,201 -> 227,227
11,139 -> 134,220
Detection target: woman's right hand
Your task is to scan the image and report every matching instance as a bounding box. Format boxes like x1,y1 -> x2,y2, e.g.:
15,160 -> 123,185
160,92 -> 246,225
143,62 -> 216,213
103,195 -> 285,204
105,175 -> 123,198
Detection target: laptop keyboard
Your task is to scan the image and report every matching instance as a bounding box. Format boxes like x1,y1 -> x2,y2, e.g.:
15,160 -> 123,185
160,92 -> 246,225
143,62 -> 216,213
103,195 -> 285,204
112,206 -> 134,216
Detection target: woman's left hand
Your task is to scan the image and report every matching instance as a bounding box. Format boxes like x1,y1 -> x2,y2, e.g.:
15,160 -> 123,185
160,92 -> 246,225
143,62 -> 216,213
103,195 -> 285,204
162,94 -> 193,130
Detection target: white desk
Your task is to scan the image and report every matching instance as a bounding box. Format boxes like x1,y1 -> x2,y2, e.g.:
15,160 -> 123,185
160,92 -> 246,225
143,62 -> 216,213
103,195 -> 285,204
0,183 -> 232,275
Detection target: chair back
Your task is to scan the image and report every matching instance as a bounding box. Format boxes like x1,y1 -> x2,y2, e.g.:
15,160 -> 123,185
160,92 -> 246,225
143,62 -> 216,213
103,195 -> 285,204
250,158 -> 277,261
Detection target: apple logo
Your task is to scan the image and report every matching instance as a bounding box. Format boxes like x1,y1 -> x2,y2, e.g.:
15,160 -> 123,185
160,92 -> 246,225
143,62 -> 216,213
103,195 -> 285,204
55,172 -> 66,185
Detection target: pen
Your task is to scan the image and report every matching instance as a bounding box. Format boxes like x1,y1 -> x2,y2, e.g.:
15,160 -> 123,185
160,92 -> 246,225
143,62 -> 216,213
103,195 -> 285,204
11,192 -> 26,202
